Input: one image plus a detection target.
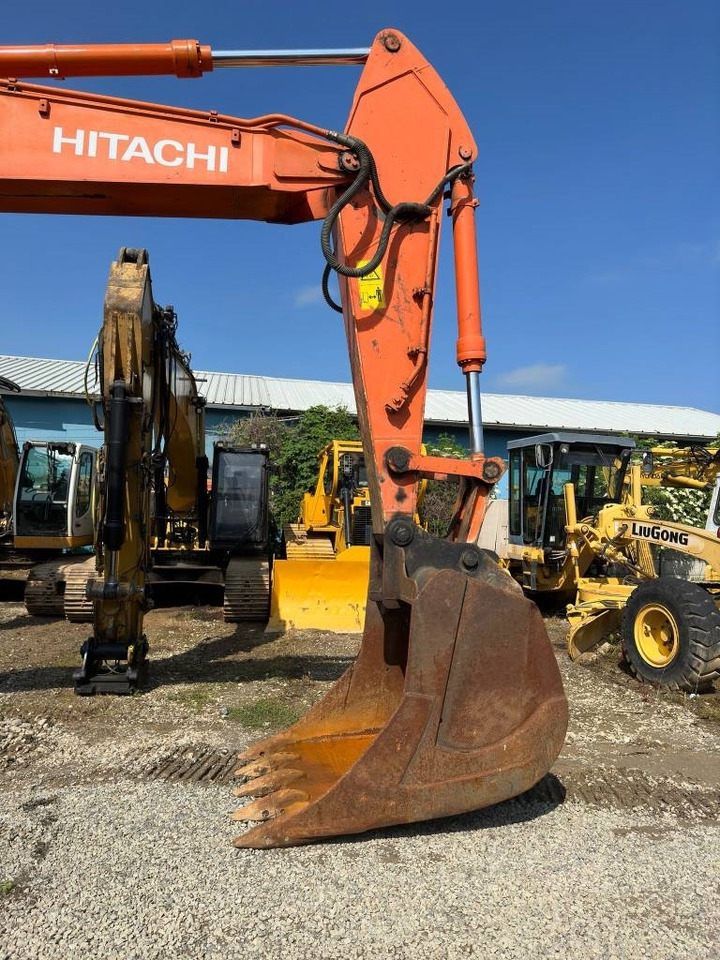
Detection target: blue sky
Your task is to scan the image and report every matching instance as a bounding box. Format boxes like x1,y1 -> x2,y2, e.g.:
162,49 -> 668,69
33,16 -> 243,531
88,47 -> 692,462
2,0 -> 718,413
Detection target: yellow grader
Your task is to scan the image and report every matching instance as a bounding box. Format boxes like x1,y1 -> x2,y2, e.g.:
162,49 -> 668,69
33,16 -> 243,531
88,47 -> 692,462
478,432 -> 720,691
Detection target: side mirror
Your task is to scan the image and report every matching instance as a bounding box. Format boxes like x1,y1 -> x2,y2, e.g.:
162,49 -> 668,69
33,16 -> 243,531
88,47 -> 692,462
641,452 -> 654,476
534,443 -> 553,470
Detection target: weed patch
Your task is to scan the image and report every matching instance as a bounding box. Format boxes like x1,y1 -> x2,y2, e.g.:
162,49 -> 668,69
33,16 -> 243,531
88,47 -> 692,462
167,687 -> 213,713
226,698 -> 300,729
694,701 -> 720,723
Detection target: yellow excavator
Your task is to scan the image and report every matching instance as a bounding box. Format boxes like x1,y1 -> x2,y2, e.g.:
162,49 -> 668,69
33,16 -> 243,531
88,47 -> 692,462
1,374 -> 98,613
75,247 -> 272,693
479,432 -> 720,690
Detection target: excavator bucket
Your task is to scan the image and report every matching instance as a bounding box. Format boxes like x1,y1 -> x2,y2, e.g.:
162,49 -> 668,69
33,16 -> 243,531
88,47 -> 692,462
268,546 -> 370,633
233,536 -> 568,847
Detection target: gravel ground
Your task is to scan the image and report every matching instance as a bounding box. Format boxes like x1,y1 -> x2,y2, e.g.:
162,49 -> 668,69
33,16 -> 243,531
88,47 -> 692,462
1,604 -> 719,959
1,782 -> 717,960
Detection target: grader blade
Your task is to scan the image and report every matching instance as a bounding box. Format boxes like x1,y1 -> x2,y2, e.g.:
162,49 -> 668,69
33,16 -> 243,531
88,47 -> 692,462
232,532 -> 568,848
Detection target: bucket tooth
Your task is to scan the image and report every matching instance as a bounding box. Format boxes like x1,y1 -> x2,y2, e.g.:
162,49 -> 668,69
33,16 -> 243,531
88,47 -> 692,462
233,768 -> 305,798
234,752 -> 299,780
232,789 -> 309,822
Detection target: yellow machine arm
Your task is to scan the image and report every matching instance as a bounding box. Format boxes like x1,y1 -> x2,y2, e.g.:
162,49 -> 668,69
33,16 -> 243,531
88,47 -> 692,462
77,248 -> 206,693
638,446 -> 720,491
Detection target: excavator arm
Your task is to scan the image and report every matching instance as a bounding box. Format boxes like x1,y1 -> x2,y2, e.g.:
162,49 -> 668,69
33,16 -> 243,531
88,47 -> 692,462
0,30 -> 568,847
76,247 -> 207,692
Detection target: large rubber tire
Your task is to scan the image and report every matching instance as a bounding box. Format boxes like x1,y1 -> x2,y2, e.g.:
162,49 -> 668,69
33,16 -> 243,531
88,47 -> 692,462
621,577 -> 720,692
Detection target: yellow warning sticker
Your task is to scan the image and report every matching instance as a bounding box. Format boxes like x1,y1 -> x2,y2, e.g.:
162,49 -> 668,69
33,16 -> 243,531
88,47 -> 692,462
356,261 -> 386,310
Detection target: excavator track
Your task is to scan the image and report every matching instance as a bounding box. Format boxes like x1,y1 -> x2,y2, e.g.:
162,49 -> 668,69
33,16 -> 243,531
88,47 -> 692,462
23,555 -> 95,618
283,524 -> 335,560
223,557 -> 271,622
63,556 -> 96,622
24,561 -> 66,617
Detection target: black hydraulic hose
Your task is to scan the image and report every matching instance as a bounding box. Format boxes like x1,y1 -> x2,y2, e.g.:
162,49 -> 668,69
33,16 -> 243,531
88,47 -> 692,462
322,263 -> 343,314
320,133 -> 431,279
104,381 -> 130,551
341,485 -> 353,547
196,455 -> 209,547
324,200 -> 432,279
153,463 -> 167,545
320,130 -> 473,286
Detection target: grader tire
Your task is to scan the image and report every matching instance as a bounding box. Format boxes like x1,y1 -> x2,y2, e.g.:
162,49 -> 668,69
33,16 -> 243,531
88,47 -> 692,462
621,577 -> 720,692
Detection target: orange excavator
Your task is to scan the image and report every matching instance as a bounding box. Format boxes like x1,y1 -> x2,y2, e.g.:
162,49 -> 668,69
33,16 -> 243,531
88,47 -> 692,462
0,30 -> 568,848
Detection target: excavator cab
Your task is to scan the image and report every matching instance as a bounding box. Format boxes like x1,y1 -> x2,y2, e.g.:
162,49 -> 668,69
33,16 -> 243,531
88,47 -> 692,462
337,448 -> 371,548
209,443 -> 271,552
13,441 -> 96,548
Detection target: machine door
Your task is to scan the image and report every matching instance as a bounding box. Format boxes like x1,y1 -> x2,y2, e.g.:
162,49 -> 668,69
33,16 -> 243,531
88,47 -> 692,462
507,446 -> 550,548
210,449 -> 269,551
70,447 -> 95,540
338,450 -> 371,546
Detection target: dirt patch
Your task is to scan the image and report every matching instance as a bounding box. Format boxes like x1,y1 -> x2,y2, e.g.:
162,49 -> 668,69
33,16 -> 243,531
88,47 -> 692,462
0,603 -> 718,817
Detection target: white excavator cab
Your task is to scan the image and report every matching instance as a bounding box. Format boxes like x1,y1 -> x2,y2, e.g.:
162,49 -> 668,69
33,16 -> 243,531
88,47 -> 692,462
13,441 -> 96,549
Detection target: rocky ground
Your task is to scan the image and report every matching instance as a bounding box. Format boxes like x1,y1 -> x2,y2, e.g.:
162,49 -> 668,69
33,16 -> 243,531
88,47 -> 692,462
0,601 -> 718,959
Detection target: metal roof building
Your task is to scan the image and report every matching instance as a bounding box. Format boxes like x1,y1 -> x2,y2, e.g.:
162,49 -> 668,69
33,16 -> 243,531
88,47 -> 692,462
1,353 -> 718,443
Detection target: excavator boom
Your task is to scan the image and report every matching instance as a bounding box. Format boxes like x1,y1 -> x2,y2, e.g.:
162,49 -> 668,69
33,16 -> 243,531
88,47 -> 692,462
0,29 -> 568,846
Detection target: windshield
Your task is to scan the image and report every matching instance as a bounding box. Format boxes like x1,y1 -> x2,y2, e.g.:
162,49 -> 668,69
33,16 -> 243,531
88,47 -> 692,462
212,451 -> 267,547
16,445 -> 73,536
538,445 -> 629,549
551,446 -> 628,517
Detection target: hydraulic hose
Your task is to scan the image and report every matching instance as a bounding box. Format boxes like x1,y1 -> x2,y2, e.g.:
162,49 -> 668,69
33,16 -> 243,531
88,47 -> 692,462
319,130 -> 473,309
103,381 -> 130,551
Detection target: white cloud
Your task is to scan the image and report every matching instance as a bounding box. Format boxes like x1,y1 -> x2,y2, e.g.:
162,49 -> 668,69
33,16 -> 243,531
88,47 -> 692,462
494,363 -> 567,391
293,285 -> 323,308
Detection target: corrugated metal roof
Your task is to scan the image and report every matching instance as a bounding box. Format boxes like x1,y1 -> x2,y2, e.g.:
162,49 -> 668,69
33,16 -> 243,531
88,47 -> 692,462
1,354 -> 718,441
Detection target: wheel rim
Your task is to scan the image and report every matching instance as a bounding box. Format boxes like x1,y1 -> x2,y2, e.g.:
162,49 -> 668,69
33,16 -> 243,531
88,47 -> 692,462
634,603 -> 680,668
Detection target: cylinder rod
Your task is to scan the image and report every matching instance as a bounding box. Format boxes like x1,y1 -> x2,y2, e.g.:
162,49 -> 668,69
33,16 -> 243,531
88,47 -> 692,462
465,371 -> 485,455
212,48 -> 370,67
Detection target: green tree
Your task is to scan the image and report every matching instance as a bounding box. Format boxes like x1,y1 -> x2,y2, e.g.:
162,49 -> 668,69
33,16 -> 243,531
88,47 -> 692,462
222,405 -> 359,534
274,405 -> 359,527
221,409 -> 290,463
